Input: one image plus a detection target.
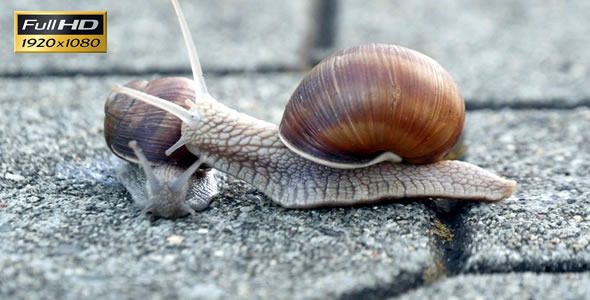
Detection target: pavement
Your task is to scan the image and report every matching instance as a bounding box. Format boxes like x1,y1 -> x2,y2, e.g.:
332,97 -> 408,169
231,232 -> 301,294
1,0 -> 589,299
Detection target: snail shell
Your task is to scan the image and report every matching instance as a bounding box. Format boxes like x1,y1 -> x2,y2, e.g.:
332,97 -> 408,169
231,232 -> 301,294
104,77 -> 199,167
279,44 -> 465,168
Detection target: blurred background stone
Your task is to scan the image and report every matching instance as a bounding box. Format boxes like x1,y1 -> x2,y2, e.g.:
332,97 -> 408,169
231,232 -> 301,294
2,0 -> 311,74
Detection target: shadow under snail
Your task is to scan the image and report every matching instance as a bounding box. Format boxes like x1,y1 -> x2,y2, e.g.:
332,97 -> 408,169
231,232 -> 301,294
104,0 -> 517,218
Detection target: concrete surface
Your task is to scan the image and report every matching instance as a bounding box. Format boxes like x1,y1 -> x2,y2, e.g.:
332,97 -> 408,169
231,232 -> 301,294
460,109 -> 590,273
0,76 -> 438,299
1,0 -> 590,299
2,0 -> 311,74
398,273 -> 590,300
337,0 -> 590,108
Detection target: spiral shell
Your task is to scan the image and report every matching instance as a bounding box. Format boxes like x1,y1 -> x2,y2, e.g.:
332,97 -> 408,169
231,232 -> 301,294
279,44 -> 465,168
104,77 -> 198,166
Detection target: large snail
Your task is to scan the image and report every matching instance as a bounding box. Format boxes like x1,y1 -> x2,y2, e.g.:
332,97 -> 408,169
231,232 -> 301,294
105,0 -> 516,217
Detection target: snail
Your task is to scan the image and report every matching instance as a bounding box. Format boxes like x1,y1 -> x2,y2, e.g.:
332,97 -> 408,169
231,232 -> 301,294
105,0 -> 516,215
105,77 -> 223,218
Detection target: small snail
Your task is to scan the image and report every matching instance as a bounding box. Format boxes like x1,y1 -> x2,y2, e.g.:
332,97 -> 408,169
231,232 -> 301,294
106,0 -> 516,215
105,77 -> 222,218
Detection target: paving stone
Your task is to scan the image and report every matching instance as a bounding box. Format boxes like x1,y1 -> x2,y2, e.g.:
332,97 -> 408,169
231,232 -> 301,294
0,75 -> 439,299
2,0 -> 311,75
397,272 -> 590,300
2,74 -> 589,298
458,108 -> 590,272
205,72 -> 305,123
336,0 -> 590,107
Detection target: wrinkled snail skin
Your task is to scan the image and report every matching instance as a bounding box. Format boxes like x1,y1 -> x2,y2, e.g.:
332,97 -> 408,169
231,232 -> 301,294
178,96 -> 516,208
111,84 -> 516,209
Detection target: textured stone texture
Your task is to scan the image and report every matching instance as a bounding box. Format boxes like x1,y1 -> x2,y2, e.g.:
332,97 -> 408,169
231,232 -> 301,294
458,109 -> 590,273
398,273 -> 590,300
0,76 -> 438,299
3,0 -> 590,297
2,0 -> 311,75
3,74 -> 588,298
336,0 -> 590,107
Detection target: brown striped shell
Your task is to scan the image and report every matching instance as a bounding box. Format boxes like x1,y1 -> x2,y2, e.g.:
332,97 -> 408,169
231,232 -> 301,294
279,44 -> 465,168
104,77 -> 199,167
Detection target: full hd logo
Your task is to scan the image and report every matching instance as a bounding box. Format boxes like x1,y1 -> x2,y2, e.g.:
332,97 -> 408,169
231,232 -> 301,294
14,11 -> 107,53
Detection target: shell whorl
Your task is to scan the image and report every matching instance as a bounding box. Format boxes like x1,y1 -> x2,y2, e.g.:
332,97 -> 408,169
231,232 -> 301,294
279,44 -> 465,167
104,77 -> 199,167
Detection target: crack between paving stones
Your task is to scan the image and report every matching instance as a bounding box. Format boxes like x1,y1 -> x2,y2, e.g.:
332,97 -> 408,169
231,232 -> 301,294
311,0 -> 338,50
302,0 -> 339,66
429,202 -> 469,277
0,66 -> 298,79
333,201 -> 465,300
345,199 -> 590,299
5,72 -> 590,111
4,72 -> 590,111
337,272 -> 425,300
431,202 -> 590,275
421,201 -> 590,293
466,100 -> 590,110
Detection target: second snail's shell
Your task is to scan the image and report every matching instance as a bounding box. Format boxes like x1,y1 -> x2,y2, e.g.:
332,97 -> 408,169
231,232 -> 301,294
104,77 -> 198,166
279,44 -> 465,167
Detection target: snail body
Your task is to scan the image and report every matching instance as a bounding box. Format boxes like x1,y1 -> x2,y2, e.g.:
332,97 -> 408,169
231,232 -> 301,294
106,0 -> 516,215
178,96 -> 514,207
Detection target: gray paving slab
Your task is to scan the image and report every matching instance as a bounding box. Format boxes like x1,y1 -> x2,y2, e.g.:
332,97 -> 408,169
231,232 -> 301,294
2,0 -> 311,75
458,109 -> 590,272
0,75 -> 439,299
336,0 -> 590,107
397,272 -> 590,300
2,74 -> 590,297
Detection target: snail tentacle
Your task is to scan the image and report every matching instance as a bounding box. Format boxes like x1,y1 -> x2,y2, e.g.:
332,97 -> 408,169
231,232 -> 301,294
113,85 -> 201,128
165,136 -> 188,156
170,0 -> 209,101
170,156 -> 207,194
125,140 -> 216,218
129,141 -> 161,195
